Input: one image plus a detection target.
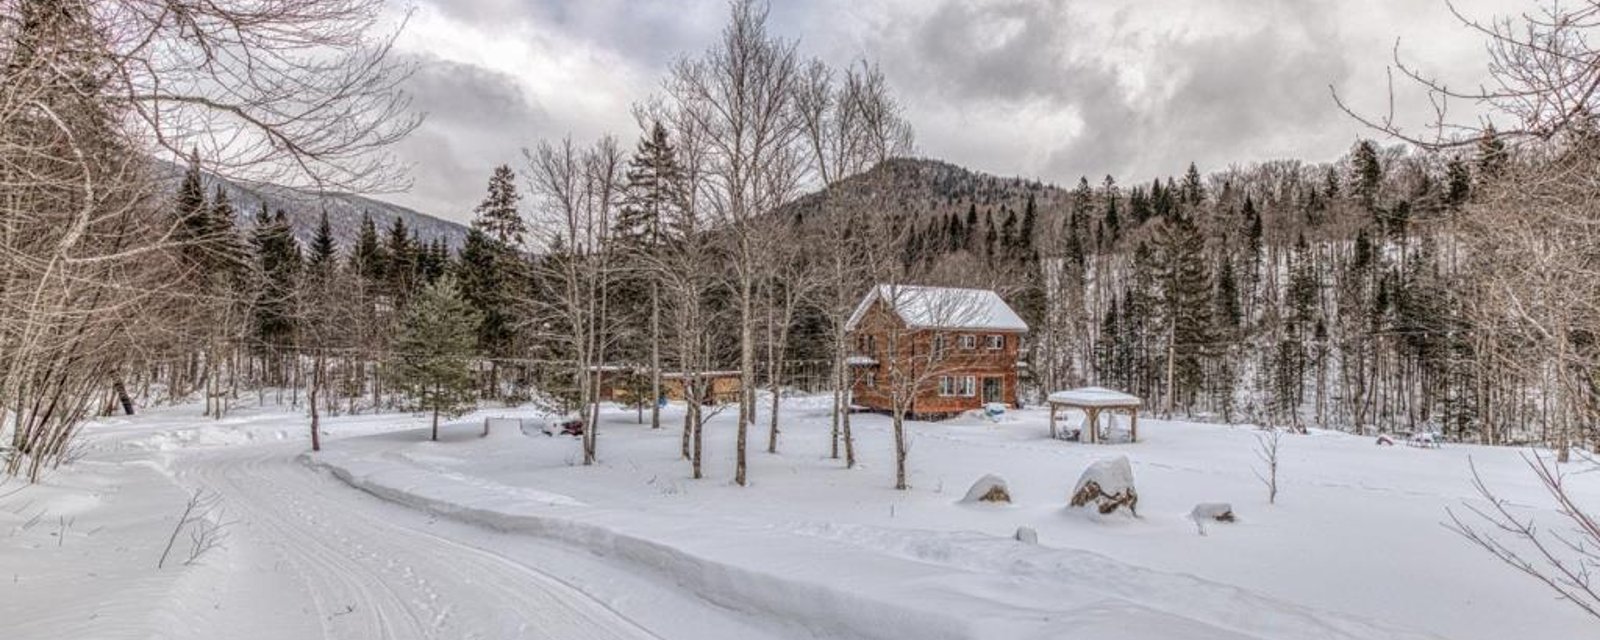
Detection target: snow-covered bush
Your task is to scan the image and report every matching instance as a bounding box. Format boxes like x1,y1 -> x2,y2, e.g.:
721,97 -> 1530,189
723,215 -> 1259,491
960,474 -> 1012,504
1014,526 -> 1038,544
1069,456 -> 1138,515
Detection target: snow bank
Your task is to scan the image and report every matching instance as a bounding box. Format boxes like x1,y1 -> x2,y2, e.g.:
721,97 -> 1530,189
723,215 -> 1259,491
310,452 -> 973,640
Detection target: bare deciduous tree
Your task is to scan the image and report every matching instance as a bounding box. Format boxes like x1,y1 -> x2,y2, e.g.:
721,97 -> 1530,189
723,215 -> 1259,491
0,0 -> 416,480
664,0 -> 806,486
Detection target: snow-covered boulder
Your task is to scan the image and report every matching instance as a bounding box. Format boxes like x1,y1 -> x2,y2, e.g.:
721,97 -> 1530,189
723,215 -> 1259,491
1069,456 -> 1138,515
1190,502 -> 1235,523
1014,526 -> 1038,544
1408,432 -> 1440,448
960,474 -> 1012,504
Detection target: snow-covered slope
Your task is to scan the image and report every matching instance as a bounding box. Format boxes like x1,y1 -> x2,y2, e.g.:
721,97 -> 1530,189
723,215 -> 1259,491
4,397 -> 1593,639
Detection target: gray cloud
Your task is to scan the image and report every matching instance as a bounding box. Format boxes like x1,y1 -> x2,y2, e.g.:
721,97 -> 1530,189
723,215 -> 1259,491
389,53 -> 549,219
377,0 -> 1498,220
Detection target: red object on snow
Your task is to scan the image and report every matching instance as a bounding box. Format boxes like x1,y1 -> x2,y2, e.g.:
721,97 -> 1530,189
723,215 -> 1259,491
557,419 -> 584,437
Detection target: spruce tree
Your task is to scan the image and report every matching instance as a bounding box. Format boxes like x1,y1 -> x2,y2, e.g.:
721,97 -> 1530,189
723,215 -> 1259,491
250,206 -> 302,381
1154,212 -> 1212,413
1181,162 -> 1205,206
385,217 -> 415,306
389,275 -> 482,440
473,164 -> 526,247
351,212 -> 388,284
1101,176 -> 1120,246
309,210 -> 337,268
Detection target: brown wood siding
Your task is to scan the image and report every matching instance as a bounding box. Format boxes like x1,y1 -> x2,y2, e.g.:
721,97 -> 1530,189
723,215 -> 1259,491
848,298 -> 1024,419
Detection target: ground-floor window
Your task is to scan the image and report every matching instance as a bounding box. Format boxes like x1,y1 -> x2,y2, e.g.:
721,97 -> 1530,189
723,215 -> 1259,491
939,375 -> 976,397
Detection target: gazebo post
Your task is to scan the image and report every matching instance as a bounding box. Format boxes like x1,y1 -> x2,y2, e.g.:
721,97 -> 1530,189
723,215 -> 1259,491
1049,403 -> 1057,439
1130,408 -> 1138,443
1087,407 -> 1100,444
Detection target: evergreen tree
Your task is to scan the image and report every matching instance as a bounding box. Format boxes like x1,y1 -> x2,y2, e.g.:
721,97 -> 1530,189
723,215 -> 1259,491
1128,186 -> 1152,225
1101,176 -> 1120,246
250,206 -> 302,375
473,164 -> 526,247
982,211 -> 997,264
389,275 -> 482,440
308,210 -> 337,268
1214,253 -> 1241,332
1181,162 -> 1205,206
615,121 -> 682,245
1154,212 -> 1212,413
351,212 -> 388,284
1020,194 -> 1037,254
964,203 -> 979,251
385,217 -> 416,305
1350,140 -> 1383,216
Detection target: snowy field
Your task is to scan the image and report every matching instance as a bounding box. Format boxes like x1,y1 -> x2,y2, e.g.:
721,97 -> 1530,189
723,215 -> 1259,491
3,394 -> 1594,639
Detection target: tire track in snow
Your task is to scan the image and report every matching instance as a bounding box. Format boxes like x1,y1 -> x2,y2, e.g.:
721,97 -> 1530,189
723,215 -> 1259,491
176,443 -> 662,640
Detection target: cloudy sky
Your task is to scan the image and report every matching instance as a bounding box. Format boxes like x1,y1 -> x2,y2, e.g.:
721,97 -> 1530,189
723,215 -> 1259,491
378,0 -> 1506,222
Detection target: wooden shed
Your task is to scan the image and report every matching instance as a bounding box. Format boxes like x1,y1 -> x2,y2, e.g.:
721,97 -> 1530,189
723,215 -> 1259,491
660,371 -> 742,405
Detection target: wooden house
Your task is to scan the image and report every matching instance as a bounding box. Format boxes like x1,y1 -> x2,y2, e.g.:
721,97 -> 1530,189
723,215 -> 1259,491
845,285 -> 1028,420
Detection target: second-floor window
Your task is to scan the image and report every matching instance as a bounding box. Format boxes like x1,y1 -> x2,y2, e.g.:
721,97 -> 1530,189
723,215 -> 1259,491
986,335 -> 1004,350
932,334 -> 947,355
959,334 -> 976,350
857,334 -> 877,354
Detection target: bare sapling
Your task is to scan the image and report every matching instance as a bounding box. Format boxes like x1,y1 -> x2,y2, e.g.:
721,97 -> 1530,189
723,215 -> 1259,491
1448,453 -> 1600,621
1254,427 -> 1282,505
158,490 -> 229,568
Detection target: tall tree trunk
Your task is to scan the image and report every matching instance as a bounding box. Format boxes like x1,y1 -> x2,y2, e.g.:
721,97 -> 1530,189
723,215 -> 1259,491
112,379 -> 134,415
431,381 -> 441,442
650,280 -> 662,430
309,352 -> 323,452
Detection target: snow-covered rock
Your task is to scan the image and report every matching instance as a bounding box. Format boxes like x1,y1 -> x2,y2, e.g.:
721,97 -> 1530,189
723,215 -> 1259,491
1014,526 -> 1038,544
1190,503 -> 1235,523
960,474 -> 1012,504
1069,456 -> 1138,515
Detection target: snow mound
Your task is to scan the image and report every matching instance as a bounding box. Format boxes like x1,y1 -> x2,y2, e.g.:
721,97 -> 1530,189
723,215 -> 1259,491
1070,456 -> 1139,515
959,474 -> 1012,504
1014,526 -> 1038,544
1190,503 -> 1235,522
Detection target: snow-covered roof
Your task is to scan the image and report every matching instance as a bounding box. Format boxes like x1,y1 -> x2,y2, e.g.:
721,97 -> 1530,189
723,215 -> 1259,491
844,285 -> 1029,333
1047,387 -> 1142,408
845,355 -> 878,366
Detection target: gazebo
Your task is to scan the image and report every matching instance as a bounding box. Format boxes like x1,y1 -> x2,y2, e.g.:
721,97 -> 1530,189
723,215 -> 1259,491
1046,387 -> 1142,444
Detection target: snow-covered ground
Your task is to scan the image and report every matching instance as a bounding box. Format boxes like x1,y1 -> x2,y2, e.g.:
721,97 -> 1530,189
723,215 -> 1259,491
3,394 -> 1594,639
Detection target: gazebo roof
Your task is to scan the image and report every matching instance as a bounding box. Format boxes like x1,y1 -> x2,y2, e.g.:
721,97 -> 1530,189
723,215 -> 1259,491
1046,386 -> 1142,408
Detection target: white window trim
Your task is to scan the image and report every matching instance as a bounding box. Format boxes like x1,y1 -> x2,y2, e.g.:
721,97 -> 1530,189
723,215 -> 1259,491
959,334 -> 976,350
942,375 -> 975,397
986,335 -> 1004,350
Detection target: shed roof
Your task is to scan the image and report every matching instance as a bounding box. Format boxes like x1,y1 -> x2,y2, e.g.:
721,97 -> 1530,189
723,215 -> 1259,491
844,285 -> 1029,333
1046,386 -> 1142,408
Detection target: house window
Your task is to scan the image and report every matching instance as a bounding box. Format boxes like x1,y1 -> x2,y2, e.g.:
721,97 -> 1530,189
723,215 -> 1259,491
866,371 -> 877,389
959,334 -> 976,350
939,375 -> 976,397
986,335 -> 1004,350
932,334 -> 947,356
